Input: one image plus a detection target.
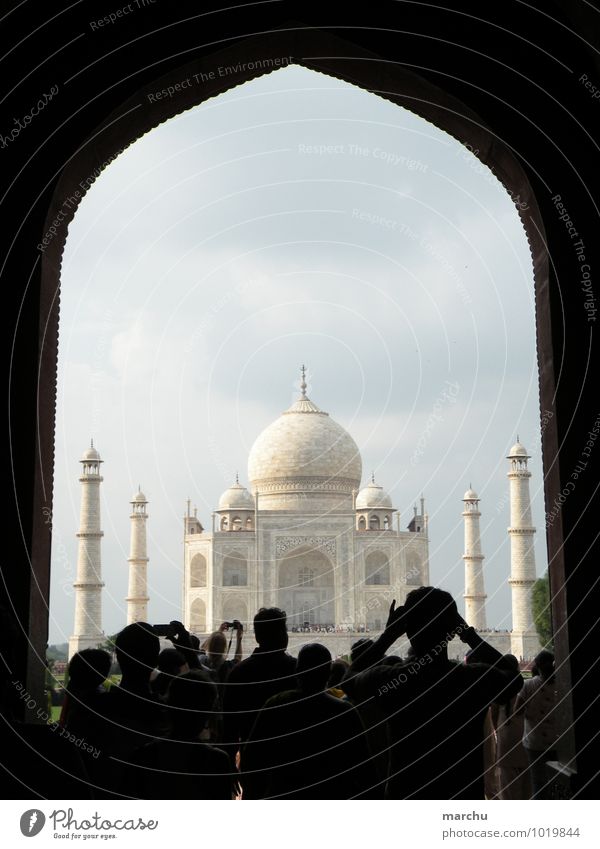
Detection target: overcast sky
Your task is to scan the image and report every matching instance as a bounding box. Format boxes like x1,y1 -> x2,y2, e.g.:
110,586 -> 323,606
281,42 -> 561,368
48,64 -> 545,644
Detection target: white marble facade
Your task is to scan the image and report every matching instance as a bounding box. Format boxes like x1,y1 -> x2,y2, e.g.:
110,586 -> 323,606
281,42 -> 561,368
183,374 -> 429,637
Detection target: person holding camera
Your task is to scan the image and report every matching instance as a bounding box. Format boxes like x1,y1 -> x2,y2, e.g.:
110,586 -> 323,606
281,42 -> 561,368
343,586 -> 524,800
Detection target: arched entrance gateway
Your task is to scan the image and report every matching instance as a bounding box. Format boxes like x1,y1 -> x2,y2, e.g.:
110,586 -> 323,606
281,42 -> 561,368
278,546 -> 335,627
4,6 -> 599,796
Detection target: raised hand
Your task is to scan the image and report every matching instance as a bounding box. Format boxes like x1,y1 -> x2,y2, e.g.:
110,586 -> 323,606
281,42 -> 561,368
384,599 -> 407,642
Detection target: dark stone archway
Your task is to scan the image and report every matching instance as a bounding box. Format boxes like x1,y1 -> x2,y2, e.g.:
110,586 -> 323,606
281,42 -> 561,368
2,2 -> 599,795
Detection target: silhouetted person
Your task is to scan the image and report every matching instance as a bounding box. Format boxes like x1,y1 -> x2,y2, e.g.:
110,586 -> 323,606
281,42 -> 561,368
343,587 -> 524,799
60,648 -> 111,727
151,648 -> 188,699
201,622 -> 243,686
515,649 -> 559,798
328,659 -> 349,697
0,605 -> 92,798
126,670 -> 232,799
222,608 -> 296,763
60,648 -> 111,764
241,643 -> 376,799
92,622 -> 167,796
491,654 -> 531,799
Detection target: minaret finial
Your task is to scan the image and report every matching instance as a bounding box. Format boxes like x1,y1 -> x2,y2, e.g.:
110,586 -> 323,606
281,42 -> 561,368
235,471 -> 239,485
371,471 -> 375,484
517,433 -> 519,443
300,364 -> 307,397
90,438 -> 94,448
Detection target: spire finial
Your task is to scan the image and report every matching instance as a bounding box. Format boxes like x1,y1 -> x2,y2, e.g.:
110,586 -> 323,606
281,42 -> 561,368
371,471 -> 375,484
300,364 -> 307,397
235,471 -> 239,485
517,433 -> 519,443
90,438 -> 94,448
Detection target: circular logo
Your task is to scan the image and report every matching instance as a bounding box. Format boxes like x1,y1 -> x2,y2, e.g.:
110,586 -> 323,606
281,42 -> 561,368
19,810 -> 46,837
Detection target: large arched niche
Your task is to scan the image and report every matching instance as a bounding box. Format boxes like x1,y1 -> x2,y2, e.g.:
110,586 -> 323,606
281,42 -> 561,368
32,27 -> 564,751
278,546 -> 335,626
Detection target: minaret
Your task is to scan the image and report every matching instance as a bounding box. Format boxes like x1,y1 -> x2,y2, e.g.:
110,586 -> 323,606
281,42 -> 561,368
462,486 -> 487,630
126,487 -> 149,624
68,441 -> 105,659
507,438 -> 539,659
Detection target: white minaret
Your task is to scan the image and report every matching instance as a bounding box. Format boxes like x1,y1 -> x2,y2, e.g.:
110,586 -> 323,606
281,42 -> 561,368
68,441 -> 105,659
507,438 -> 539,659
462,486 -> 487,630
126,487 -> 149,624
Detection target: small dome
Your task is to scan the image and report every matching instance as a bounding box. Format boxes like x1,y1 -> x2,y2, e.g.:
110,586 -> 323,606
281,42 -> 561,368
132,489 -> 147,503
463,488 -> 479,501
218,481 -> 254,511
81,442 -> 101,462
508,440 -> 529,458
356,479 -> 392,510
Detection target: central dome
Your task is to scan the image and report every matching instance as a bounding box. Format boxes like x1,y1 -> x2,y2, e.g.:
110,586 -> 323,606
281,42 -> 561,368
247,381 -> 362,500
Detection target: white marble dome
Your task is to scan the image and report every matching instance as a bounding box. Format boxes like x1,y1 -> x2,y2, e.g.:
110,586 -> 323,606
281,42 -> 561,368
218,480 -> 254,510
356,479 -> 392,509
508,440 -> 529,458
81,443 -> 101,462
248,392 -> 362,494
463,487 -> 479,501
132,489 -> 147,503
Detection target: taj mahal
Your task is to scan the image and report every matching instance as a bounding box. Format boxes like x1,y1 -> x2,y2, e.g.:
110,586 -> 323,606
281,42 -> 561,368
67,368 -> 542,661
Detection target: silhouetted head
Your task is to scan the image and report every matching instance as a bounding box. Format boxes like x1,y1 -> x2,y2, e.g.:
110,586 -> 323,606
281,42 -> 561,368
403,587 -> 459,655
157,648 -> 187,676
190,634 -> 200,652
350,638 -> 373,663
498,653 -> 521,674
166,669 -> 218,739
534,649 -> 554,679
68,649 -> 111,693
205,631 -> 227,660
296,643 -> 332,693
328,659 -> 349,689
253,607 -> 288,650
115,622 -> 159,684
381,654 -> 403,666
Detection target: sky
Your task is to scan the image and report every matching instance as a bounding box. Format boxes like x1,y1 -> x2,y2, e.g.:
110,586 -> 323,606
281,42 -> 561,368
48,64 -> 545,644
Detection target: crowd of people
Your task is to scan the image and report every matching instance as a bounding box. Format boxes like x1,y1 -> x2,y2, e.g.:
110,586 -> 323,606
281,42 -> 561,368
289,623 -> 371,633
1,587 -> 560,799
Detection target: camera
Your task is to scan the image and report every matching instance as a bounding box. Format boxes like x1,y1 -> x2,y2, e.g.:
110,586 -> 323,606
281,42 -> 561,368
224,620 -> 242,630
152,623 -> 177,638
